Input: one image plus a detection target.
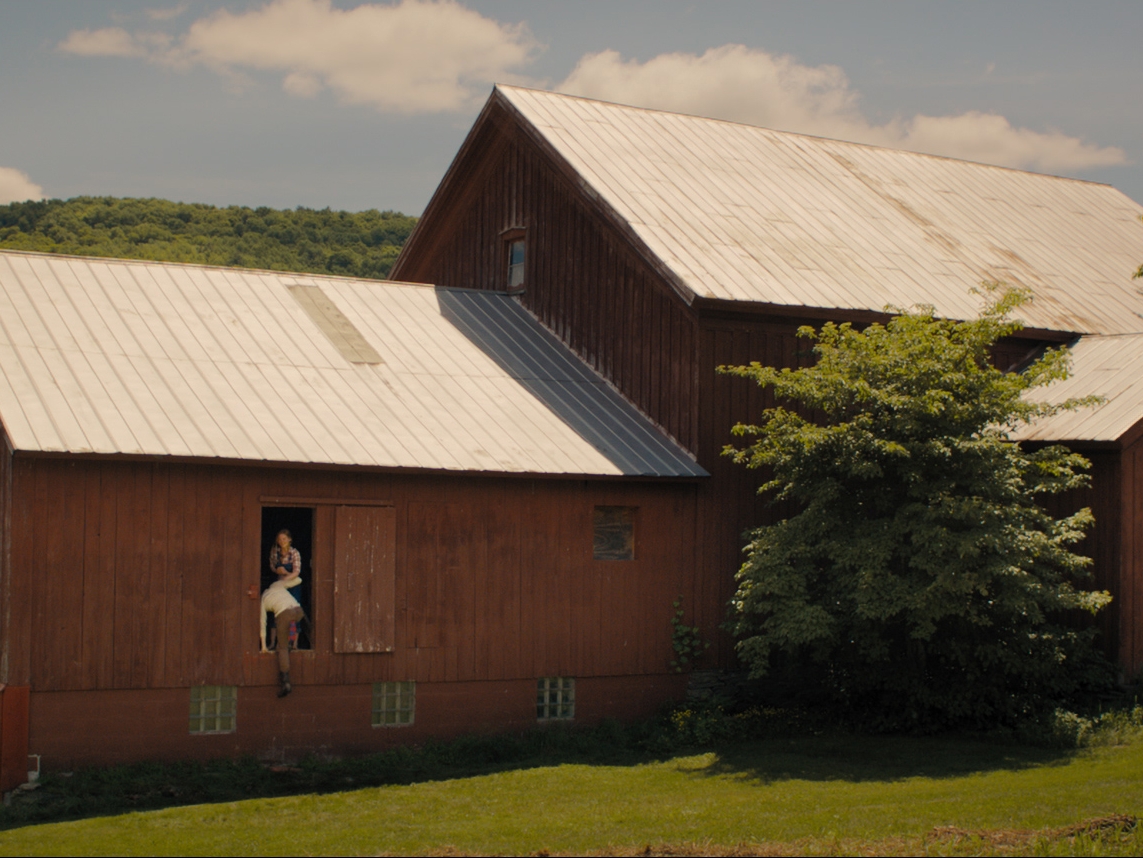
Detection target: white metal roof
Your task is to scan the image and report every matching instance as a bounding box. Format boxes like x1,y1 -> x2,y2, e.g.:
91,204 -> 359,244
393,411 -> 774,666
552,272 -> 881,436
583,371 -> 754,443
499,86 -> 1143,336
1016,335 -> 1143,443
0,251 -> 705,477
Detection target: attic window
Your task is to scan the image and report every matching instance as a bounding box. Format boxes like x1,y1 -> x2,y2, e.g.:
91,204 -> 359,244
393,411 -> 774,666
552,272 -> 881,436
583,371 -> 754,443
287,284 -> 383,364
503,230 -> 526,292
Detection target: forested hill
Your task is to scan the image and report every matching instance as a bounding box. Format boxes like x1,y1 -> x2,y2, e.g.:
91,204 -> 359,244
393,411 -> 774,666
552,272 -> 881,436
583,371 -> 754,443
0,197 -> 417,280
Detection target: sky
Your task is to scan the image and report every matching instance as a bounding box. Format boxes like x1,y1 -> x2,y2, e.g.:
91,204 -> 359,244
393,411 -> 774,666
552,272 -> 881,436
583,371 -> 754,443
1,0 -> 1141,215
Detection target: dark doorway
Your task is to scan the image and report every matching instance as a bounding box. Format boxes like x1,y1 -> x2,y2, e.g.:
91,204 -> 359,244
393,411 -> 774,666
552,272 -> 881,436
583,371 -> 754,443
261,506 -> 314,650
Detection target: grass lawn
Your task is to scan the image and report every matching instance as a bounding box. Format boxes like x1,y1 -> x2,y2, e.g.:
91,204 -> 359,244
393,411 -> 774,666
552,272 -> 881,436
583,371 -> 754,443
0,733 -> 1140,856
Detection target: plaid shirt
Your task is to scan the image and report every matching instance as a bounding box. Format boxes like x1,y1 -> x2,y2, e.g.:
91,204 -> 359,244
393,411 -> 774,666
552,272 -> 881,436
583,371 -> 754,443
268,545 -> 302,578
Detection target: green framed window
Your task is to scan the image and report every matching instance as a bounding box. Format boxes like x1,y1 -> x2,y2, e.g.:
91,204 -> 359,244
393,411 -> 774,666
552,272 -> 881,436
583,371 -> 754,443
372,681 -> 415,727
189,685 -> 236,734
537,677 -> 575,721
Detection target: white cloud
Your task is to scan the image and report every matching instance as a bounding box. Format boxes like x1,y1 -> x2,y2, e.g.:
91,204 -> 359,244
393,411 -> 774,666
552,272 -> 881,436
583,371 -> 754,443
0,168 -> 45,205
557,46 -> 1126,173
59,0 -> 539,114
57,26 -> 148,58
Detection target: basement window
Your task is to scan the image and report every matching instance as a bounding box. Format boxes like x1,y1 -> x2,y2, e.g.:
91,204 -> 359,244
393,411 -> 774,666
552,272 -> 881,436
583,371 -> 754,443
372,681 -> 415,727
593,506 -> 636,561
189,685 -> 236,734
537,677 -> 575,721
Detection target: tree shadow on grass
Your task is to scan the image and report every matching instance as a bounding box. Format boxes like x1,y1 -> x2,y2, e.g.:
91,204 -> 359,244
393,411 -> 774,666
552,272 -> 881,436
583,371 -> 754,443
688,733 -> 1076,785
0,724 -> 1079,832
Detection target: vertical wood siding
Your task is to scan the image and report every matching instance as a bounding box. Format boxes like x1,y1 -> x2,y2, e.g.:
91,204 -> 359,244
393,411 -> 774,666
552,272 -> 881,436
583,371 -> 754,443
393,118 -> 700,454
1036,449 -> 1124,665
393,105 -> 1122,672
1122,437 -> 1143,676
0,431 -> 10,686
9,458 -> 697,692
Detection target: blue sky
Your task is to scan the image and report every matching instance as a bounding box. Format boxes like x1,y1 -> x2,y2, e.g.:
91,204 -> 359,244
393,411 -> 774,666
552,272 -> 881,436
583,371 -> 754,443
1,0 -> 1140,214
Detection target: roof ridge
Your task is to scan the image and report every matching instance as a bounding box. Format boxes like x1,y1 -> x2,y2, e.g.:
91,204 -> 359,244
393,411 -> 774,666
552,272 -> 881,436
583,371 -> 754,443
493,83 -> 1116,188
0,247 -> 439,288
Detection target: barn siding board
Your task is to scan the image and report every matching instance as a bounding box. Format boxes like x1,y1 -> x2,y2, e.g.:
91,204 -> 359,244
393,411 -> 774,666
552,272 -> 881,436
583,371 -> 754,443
1125,438 -> 1143,675
146,465 -> 169,689
0,434 -> 9,688
57,465 -> 85,689
163,465 -> 185,688
7,459 -> 32,686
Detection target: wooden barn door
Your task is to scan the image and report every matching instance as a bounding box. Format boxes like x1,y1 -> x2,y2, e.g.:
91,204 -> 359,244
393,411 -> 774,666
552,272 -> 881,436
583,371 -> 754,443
333,505 -> 396,653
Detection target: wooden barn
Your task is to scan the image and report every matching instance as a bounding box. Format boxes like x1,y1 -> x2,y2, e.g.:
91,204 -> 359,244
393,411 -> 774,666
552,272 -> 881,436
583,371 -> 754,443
3,85 -> 1143,786
392,86 -> 1143,682
0,251 -> 706,786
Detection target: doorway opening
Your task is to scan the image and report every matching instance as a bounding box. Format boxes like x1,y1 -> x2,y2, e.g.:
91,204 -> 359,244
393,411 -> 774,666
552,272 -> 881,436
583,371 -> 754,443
261,506 -> 315,651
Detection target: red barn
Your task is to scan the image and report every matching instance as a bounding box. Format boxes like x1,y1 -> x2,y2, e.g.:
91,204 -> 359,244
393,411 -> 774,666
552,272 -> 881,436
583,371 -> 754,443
3,85 -> 1143,785
0,253 -> 705,785
393,86 -> 1143,684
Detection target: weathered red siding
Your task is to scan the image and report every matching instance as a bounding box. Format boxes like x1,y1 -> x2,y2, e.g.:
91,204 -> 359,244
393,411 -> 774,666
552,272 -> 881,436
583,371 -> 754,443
7,458 -> 698,694
394,111 -> 700,454
30,674 -> 688,769
1121,435 -> 1143,677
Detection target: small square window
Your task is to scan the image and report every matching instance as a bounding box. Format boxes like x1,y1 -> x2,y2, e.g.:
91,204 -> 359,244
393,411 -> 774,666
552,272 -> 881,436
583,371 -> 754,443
189,685 -> 237,734
537,677 -> 575,721
372,681 -> 415,727
593,506 -> 635,561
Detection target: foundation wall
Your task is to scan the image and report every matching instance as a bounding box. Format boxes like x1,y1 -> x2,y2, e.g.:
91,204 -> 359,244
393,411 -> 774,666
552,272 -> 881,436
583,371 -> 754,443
29,674 -> 688,770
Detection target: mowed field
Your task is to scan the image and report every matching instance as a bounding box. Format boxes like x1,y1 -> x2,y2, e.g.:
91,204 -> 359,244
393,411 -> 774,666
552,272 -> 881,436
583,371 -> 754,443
1,733 -> 1140,857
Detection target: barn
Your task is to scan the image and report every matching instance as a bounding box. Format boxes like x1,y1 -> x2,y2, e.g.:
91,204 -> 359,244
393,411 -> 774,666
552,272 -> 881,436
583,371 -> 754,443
3,84 -> 1143,786
391,86 -> 1143,685
0,251 -> 705,787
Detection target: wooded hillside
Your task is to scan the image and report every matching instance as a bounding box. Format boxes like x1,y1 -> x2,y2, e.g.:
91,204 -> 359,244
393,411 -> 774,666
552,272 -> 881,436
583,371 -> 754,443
0,197 -> 417,280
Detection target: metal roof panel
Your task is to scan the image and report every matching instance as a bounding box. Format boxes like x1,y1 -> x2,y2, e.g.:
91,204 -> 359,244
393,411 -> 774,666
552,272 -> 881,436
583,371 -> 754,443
499,86 -> 1143,335
0,251 -> 705,478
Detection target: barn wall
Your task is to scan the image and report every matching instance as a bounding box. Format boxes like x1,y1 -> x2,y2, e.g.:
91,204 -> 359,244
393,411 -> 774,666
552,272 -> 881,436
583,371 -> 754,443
8,457 -> 699,693
30,674 -> 688,769
1121,436 -> 1143,678
1032,448 -> 1124,668
0,428 -> 10,684
393,112 -> 701,454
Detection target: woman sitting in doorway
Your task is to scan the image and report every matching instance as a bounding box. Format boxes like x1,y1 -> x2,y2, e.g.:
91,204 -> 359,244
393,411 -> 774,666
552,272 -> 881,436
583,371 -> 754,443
262,529 -> 305,698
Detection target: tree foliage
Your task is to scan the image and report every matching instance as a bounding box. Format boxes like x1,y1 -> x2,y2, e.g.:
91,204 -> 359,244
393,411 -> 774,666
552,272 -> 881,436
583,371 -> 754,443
721,286 -> 1113,731
0,196 -> 417,279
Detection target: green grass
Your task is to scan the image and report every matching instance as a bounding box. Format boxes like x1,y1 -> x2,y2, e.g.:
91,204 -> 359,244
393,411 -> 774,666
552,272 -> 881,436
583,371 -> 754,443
1,733 -> 1140,856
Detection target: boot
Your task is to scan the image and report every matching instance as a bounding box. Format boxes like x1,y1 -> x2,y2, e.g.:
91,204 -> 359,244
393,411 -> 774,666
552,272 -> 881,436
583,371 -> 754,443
277,671 -> 292,698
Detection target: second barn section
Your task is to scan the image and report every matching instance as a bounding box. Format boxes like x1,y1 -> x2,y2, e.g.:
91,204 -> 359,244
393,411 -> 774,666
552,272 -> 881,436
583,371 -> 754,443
393,85 -> 1143,681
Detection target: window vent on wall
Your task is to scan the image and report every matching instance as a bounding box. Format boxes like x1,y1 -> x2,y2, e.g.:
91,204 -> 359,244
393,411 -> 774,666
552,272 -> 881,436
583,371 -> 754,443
537,677 -> 575,721
372,681 -> 415,727
593,506 -> 636,561
189,685 -> 237,734
287,284 -> 383,365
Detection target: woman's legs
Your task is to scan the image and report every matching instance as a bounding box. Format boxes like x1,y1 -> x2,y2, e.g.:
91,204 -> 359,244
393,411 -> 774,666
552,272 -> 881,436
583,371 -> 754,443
275,607 -> 305,673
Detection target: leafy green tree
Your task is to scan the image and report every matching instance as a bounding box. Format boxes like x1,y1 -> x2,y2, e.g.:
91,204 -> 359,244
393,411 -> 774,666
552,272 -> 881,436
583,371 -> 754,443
0,197 -> 417,280
721,286 -> 1112,731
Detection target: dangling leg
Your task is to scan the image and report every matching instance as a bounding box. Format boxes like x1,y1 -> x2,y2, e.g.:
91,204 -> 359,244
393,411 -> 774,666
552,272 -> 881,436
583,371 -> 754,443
275,606 -> 304,697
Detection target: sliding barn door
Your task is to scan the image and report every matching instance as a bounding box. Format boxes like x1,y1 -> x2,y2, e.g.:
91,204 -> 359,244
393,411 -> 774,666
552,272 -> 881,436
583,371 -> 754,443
333,505 -> 396,653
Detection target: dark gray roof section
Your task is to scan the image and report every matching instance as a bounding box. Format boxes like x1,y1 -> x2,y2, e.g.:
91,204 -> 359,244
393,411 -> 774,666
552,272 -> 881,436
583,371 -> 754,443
437,288 -> 707,478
